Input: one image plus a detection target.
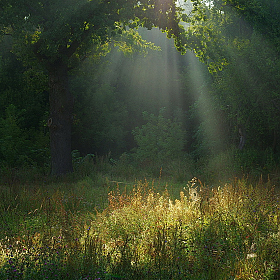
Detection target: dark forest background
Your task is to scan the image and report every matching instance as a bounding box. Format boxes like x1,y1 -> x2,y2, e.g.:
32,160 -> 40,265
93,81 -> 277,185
1,23 -> 280,182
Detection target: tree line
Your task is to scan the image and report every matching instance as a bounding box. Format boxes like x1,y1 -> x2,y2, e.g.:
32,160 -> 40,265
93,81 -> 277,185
0,0 -> 279,178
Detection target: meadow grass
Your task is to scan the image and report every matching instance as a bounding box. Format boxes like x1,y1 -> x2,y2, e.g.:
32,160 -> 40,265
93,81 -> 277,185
0,164 -> 280,279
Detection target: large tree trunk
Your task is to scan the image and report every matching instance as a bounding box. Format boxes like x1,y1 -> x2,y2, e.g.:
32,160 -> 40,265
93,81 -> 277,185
48,60 -> 73,175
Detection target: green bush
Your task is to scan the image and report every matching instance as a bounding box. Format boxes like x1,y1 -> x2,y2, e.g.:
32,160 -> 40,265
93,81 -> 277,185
0,104 -> 31,166
0,104 -> 49,168
132,108 -> 186,164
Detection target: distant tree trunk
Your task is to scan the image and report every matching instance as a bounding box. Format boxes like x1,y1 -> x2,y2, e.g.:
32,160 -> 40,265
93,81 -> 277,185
238,126 -> 245,150
273,128 -> 278,153
48,60 -> 73,175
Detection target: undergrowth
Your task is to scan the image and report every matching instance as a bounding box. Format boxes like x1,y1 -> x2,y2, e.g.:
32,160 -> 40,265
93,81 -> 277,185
0,176 -> 280,279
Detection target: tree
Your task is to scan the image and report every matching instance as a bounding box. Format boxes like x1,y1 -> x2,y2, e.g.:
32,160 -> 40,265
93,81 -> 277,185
0,0 -> 186,175
184,0 -> 280,172
224,0 -> 280,50
185,0 -> 280,65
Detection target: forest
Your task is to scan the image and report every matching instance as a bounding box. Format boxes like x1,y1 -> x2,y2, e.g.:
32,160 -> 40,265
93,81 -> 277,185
1,0 -> 280,182
1,0 -> 280,279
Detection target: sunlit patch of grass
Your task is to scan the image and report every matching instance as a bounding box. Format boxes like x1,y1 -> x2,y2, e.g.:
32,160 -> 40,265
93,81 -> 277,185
78,178 -> 280,279
0,176 -> 280,279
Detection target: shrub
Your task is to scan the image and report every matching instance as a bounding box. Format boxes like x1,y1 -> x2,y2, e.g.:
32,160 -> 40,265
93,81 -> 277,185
132,108 -> 186,164
0,104 -> 49,168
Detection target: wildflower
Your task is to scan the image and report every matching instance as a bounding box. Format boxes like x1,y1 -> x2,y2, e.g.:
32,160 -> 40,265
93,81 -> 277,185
246,253 -> 257,259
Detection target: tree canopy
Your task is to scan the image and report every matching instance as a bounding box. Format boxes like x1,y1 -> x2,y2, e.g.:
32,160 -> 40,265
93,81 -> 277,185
0,0 -> 185,67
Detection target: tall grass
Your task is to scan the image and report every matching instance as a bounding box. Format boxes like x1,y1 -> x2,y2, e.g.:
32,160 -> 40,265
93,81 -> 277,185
0,170 -> 280,279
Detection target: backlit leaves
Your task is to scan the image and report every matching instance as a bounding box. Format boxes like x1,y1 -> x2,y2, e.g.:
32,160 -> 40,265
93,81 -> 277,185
0,0 -> 186,67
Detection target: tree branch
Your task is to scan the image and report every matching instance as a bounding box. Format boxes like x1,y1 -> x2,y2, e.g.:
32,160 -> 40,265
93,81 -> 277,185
63,28 -> 92,58
25,3 -> 48,24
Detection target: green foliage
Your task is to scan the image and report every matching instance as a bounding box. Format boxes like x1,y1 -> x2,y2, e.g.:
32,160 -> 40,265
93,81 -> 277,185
0,104 -> 49,168
207,31 -> 280,158
225,0 -> 280,49
113,29 -> 161,56
0,37 -> 48,124
0,38 -> 49,170
233,147 -> 278,177
132,108 -> 186,163
0,104 -> 29,166
181,1 -> 280,176
0,0 -> 186,68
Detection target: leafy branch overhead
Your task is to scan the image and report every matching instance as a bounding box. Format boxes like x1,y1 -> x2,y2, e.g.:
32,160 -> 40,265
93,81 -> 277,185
181,0 -> 280,72
0,0 -> 186,66
113,29 -> 161,56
